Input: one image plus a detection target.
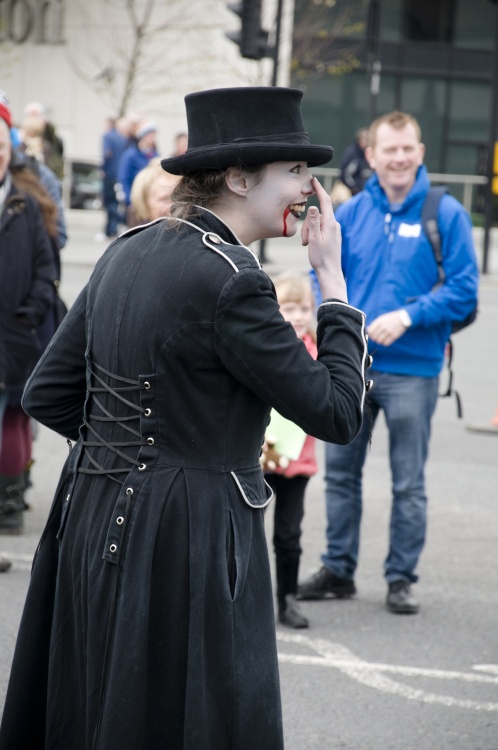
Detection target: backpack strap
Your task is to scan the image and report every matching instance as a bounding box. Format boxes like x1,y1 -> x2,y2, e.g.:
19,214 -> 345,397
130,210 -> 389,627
421,186 -> 464,419
421,186 -> 448,286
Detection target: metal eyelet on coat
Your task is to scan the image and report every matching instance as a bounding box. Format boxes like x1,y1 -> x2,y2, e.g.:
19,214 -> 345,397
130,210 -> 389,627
109,544 -> 117,553
116,516 -> 124,525
366,379 -> 374,392
144,381 -> 151,390
125,487 -> 134,495
147,437 -> 155,445
138,463 -> 146,471
144,408 -> 152,417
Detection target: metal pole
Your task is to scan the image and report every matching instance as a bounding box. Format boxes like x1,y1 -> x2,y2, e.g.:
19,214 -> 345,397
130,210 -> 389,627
259,0 -> 284,263
367,0 -> 381,124
271,0 -> 284,87
482,5 -> 498,274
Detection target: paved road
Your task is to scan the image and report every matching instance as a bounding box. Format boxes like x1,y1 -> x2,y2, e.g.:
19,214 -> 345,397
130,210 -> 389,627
1,210 -> 498,749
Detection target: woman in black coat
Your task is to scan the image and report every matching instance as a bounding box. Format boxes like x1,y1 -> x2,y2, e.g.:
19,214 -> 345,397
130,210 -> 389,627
0,115 -> 56,535
0,87 -> 369,750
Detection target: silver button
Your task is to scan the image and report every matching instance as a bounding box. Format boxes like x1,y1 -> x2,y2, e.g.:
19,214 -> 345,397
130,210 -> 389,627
144,381 -> 151,390
366,355 -> 373,369
366,379 -> 374,392
144,408 -> 152,417
109,544 -> 117,553
138,463 -> 146,471
116,516 -> 124,525
125,487 -> 134,495
147,437 -> 155,445
208,233 -> 221,244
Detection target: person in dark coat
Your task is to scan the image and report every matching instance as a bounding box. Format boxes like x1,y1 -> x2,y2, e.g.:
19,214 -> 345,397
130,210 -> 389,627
0,110 -> 56,535
339,127 -> 372,195
0,86 -> 370,750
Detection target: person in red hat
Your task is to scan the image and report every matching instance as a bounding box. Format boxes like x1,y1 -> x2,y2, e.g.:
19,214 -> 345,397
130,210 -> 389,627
0,86 -> 369,750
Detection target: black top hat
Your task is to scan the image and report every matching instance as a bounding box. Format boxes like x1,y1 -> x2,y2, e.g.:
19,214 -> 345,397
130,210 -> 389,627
161,87 -> 333,175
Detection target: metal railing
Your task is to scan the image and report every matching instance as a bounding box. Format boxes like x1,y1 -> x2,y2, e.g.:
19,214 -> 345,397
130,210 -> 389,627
311,168 -> 488,214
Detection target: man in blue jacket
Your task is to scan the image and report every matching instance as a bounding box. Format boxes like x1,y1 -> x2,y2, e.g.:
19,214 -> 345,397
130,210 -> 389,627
299,111 -> 478,614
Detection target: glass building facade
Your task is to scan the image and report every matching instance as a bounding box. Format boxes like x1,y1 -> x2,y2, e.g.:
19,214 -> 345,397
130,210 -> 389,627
291,0 -> 497,210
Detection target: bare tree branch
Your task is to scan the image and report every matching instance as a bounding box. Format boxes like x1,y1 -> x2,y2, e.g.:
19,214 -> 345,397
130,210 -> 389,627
291,0 -> 367,82
66,0 -> 260,116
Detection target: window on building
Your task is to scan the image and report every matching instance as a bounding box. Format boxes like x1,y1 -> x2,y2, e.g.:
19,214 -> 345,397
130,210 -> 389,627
453,0 -> 495,49
403,0 -> 456,42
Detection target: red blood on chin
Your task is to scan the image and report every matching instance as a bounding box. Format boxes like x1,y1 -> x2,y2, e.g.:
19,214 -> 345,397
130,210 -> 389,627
283,207 -> 290,237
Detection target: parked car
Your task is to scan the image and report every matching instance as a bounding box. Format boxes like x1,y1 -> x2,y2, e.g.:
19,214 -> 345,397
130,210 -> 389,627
69,160 -> 103,209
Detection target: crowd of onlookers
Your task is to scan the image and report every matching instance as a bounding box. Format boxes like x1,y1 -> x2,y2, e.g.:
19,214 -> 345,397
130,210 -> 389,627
96,114 -> 187,241
0,90 -> 68,561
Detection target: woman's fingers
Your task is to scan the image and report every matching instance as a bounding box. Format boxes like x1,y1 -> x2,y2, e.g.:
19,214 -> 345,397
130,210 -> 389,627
313,176 -> 334,220
302,177 -> 336,246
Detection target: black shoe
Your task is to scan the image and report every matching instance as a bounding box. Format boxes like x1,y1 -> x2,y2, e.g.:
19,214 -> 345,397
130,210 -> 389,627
278,595 -> 309,628
386,581 -> 419,614
297,566 -> 356,600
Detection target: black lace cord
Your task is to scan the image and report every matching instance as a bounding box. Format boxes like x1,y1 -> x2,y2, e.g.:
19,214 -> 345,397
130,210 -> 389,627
79,362 -> 149,484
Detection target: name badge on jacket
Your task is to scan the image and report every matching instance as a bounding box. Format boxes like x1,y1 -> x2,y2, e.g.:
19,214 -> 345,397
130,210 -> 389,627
398,223 -> 421,238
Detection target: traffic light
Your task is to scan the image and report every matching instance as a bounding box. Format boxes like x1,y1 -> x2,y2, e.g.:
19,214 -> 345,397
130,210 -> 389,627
225,0 -> 272,60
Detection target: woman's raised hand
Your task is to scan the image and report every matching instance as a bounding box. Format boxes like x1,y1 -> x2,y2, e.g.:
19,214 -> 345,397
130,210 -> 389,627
301,177 -> 347,302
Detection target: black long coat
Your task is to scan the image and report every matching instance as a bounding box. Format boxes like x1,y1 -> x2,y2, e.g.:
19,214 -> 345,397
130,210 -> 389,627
0,209 -> 368,750
0,180 -> 56,403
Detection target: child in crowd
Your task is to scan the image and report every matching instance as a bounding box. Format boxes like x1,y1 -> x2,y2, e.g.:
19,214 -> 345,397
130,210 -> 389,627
264,271 -> 318,629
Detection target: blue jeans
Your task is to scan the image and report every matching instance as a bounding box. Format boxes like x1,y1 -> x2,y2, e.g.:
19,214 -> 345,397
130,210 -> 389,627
322,371 -> 439,584
103,175 -> 123,237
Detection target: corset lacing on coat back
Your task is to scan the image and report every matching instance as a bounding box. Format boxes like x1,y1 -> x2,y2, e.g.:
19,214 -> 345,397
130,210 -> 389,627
78,361 -> 148,485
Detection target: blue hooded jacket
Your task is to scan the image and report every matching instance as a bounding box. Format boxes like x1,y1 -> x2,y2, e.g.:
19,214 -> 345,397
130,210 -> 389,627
312,166 -> 479,378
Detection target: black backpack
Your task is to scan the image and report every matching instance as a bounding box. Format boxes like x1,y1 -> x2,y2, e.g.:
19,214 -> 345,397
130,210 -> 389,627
421,187 -> 478,417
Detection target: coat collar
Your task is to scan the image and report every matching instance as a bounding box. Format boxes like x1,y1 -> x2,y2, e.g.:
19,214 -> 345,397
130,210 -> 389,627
183,205 -> 247,248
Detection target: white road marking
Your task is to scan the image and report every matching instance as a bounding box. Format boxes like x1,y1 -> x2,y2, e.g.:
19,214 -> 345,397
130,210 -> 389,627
473,665 -> 498,676
277,632 -> 498,712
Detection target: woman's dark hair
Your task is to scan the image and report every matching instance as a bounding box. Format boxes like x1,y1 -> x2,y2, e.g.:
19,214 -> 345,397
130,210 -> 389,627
11,165 -> 58,239
170,164 -> 265,221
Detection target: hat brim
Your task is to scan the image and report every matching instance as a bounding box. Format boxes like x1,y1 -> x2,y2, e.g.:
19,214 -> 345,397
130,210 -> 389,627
161,142 -> 333,176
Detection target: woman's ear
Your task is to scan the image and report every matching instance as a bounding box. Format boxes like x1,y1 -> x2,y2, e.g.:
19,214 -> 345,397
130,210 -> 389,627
224,168 -> 249,198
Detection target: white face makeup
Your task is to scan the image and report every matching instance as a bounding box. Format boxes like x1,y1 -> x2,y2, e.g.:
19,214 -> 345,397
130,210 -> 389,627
244,161 -> 315,240
279,298 -> 314,340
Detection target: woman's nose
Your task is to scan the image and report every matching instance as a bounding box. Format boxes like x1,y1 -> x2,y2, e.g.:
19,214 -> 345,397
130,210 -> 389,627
303,177 -> 315,195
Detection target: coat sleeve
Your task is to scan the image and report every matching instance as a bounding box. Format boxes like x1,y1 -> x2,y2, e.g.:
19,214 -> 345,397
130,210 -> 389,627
214,268 -> 368,446
22,284 -> 88,441
16,199 -> 57,328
